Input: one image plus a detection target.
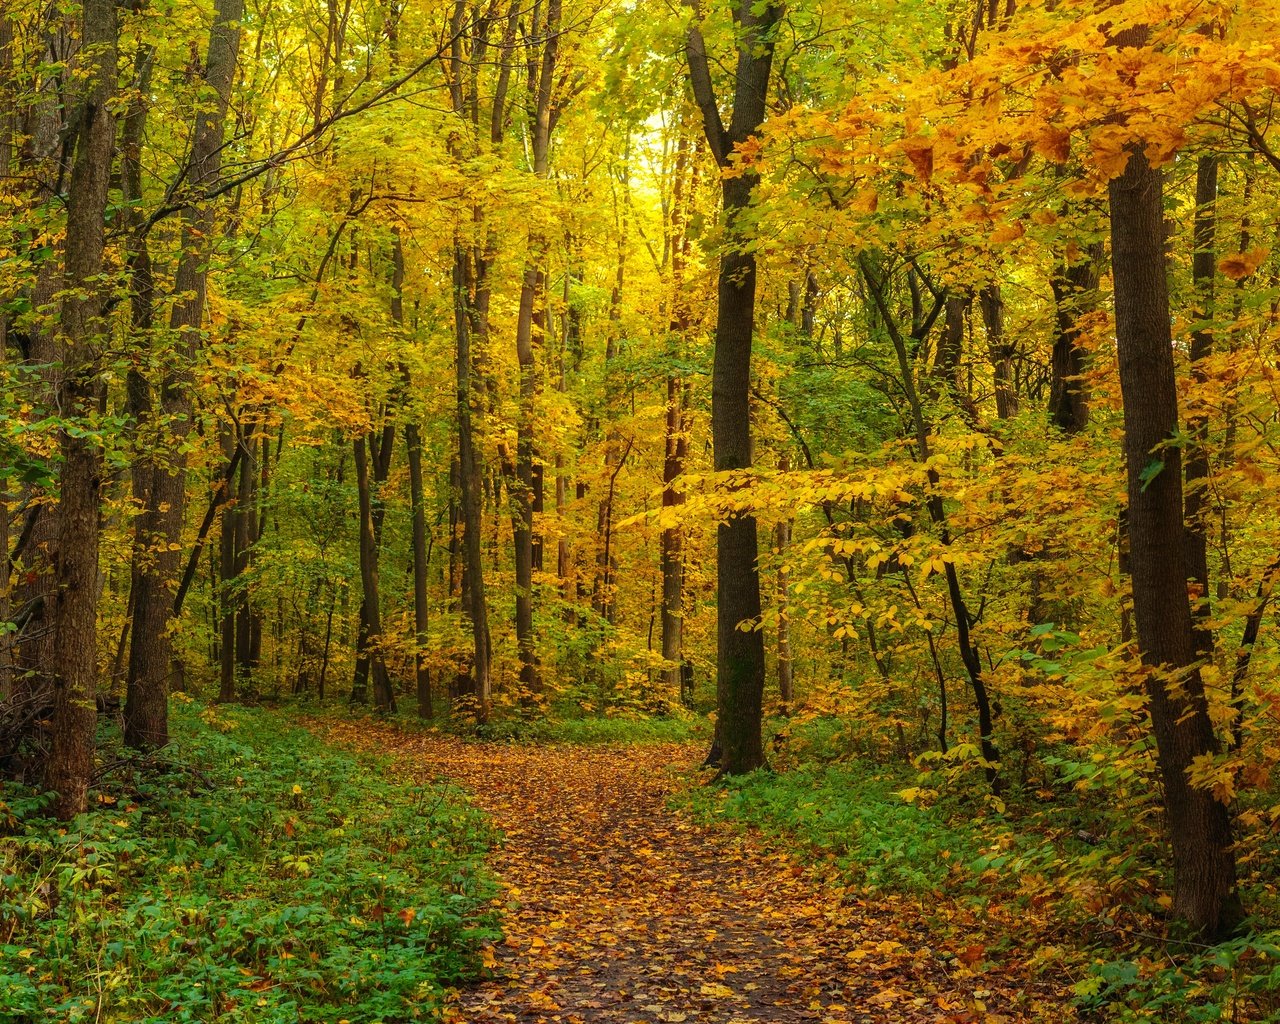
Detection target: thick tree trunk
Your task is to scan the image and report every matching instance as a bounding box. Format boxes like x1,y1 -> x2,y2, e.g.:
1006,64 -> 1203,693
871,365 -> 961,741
709,172 -> 769,775
686,0 -> 780,775
9,17 -> 69,708
1109,138 -> 1242,940
47,0 -> 118,819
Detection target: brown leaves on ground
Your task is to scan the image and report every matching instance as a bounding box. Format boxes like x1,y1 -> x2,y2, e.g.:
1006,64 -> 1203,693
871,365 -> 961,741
311,721 -> 1072,1024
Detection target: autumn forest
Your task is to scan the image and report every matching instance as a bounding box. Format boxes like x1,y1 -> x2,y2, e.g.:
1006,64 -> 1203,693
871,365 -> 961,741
2,0 -> 1280,1019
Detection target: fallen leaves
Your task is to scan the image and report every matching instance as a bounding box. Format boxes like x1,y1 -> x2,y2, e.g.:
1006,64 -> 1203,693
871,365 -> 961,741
314,720 -> 1073,1023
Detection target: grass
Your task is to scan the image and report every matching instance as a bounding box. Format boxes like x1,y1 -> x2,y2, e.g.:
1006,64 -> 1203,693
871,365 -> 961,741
308,700 -> 712,747
0,698 -> 496,1023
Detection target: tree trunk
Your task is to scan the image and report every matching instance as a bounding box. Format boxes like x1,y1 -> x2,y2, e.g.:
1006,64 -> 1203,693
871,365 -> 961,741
512,258 -> 541,691
389,232 -> 433,719
353,436 -> 395,712
233,428 -> 256,689
661,375 -> 689,700
455,242 -> 492,720
686,0 -> 780,775
47,0 -> 118,819
407,423 -> 433,718
1109,132 -> 1241,940
979,284 -> 1017,419
774,454 -> 794,710
1048,246 -> 1099,433
1184,154 -> 1217,660
218,430 -> 238,701
124,0 -> 243,750
661,131 -> 694,702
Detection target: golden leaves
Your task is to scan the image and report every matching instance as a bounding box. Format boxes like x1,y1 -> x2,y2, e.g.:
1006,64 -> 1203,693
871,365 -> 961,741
316,721 -> 1071,1023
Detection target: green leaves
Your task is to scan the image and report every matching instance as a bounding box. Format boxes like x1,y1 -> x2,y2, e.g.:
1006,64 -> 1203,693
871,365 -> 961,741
1137,457 -> 1165,492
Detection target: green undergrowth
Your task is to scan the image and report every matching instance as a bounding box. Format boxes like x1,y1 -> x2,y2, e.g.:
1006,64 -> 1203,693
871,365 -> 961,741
683,758 -> 989,894
468,712 -> 707,745
0,699 -> 497,1023
315,701 -> 710,746
679,717 -> 1280,1022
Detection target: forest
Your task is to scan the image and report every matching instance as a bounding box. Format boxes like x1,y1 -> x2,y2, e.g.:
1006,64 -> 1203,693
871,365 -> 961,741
2,0 -> 1280,1019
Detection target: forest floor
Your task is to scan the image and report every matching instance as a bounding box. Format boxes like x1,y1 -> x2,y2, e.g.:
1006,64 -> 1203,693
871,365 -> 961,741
310,720 -> 1073,1024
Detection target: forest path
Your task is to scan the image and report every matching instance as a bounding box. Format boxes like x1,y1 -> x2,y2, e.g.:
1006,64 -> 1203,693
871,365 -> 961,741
312,721 -> 1065,1024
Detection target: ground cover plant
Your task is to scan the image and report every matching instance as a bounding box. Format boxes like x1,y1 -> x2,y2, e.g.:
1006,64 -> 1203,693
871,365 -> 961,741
0,701 -> 496,1023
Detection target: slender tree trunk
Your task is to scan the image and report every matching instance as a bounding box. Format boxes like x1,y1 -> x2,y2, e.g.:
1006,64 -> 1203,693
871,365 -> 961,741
233,425 -> 257,690
455,242 -> 491,719
0,7 -> 12,701
47,0 -> 118,819
353,436 -> 395,712
513,257 -> 542,690
218,431 -> 238,701
124,0 -> 243,749
774,457 -> 794,710
980,284 -> 1017,418
661,131 -> 694,701
1184,154 -> 1218,660
1109,124 -> 1241,939
661,375 -> 689,700
1048,246 -> 1100,433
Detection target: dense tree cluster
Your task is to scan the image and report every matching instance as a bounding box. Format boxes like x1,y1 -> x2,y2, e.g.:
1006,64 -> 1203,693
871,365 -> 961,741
2,0 -> 1279,946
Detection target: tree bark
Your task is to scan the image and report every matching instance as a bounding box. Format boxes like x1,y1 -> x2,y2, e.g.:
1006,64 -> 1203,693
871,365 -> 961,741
686,0 -> 781,774
661,131 -> 695,702
979,284 -> 1017,418
455,242 -> 492,719
1183,154 -> 1217,660
1048,245 -> 1099,433
353,435 -> 396,712
47,0 -> 118,819
125,0 -> 243,749
393,230 -> 433,719
1109,131 -> 1241,939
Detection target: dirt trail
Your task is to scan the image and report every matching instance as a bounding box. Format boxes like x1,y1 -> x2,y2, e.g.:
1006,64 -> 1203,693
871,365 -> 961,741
316,723 -> 1068,1023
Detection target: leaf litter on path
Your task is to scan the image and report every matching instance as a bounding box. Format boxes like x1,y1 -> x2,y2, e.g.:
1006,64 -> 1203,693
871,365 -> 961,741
310,721 -> 1072,1023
